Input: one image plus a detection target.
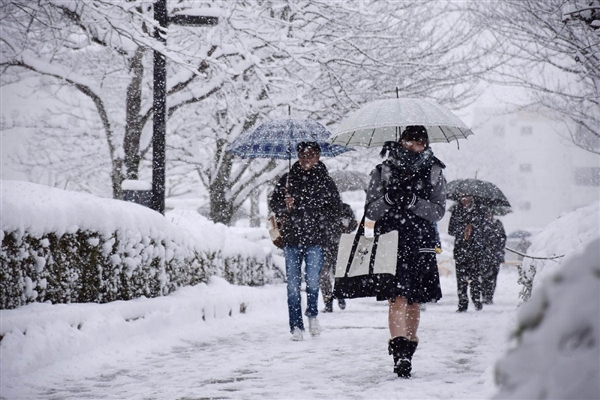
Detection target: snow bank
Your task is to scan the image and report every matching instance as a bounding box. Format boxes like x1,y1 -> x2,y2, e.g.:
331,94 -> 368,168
0,276 -> 279,378
494,202 -> 600,399
524,200 -> 599,292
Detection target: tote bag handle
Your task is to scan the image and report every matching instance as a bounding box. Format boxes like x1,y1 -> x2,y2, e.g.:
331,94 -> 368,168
342,207 -> 382,278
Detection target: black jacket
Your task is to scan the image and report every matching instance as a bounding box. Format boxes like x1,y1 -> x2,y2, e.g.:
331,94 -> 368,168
365,160 -> 446,253
269,161 -> 342,247
448,201 -> 491,263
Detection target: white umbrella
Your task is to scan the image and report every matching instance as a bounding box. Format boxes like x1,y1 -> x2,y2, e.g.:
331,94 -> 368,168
330,98 -> 473,148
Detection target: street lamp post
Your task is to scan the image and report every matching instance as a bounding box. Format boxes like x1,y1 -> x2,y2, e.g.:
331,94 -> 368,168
152,0 -> 218,214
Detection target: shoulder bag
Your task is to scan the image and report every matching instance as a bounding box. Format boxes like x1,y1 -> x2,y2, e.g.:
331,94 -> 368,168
268,214 -> 284,249
333,213 -> 398,299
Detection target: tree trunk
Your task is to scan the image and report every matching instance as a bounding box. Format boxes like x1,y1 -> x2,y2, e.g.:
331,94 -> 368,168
249,188 -> 260,227
123,48 -> 145,180
111,158 -> 125,200
209,140 -> 236,225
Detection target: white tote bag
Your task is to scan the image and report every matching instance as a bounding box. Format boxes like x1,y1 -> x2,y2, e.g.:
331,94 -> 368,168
333,215 -> 398,299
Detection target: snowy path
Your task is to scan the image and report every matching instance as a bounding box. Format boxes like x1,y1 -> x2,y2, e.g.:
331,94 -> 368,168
3,267 -> 521,400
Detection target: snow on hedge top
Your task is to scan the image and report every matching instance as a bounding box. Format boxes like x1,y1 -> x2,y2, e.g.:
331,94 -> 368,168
1,180 -> 268,259
1,180 -> 183,240
166,209 -> 267,259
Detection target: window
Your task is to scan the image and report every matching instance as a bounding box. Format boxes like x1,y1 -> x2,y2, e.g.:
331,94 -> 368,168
520,164 -> 532,172
519,201 -> 531,211
574,167 -> 600,186
493,125 -> 505,137
520,126 -> 533,135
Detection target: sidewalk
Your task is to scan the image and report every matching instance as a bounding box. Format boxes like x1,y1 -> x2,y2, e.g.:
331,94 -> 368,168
1,267 -> 521,399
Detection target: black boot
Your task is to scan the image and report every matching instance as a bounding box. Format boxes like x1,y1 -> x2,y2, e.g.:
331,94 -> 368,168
388,337 -> 419,378
323,299 -> 333,313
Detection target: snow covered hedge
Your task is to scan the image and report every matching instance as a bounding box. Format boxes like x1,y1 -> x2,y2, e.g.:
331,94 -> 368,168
494,202 -> 600,399
1,181 -> 282,310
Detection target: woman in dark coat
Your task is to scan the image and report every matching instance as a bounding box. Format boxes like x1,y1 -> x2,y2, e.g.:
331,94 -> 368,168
365,126 -> 446,378
269,142 -> 342,341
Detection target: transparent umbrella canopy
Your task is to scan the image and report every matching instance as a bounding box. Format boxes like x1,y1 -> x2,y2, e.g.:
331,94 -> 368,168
330,98 -> 473,148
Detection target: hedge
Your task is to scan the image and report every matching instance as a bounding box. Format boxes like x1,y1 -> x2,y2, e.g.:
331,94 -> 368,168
1,181 -> 283,310
0,227 -> 281,310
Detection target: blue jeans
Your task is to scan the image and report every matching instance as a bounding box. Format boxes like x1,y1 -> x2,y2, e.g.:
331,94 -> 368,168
284,245 -> 323,333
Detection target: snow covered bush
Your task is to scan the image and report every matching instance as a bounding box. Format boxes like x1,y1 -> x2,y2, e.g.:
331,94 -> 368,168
494,202 -> 600,399
516,201 -> 599,301
1,181 -> 281,310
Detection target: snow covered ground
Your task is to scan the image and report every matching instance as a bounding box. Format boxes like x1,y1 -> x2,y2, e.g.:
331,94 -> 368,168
2,264 -> 522,399
1,181 -> 598,399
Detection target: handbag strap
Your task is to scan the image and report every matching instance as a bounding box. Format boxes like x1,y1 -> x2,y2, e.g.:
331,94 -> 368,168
341,213 -> 367,278
342,204 -> 382,278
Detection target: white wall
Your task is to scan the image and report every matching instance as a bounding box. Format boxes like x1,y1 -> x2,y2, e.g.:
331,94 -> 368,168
470,108 -> 599,233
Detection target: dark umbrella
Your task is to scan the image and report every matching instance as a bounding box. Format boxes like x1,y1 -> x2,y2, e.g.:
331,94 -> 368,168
228,119 -> 351,168
446,179 -> 511,207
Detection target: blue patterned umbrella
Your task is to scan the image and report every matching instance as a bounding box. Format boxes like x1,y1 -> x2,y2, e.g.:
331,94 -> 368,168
227,119 -> 351,160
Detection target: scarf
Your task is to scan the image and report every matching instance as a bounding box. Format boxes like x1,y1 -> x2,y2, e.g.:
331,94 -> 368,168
379,141 -> 435,173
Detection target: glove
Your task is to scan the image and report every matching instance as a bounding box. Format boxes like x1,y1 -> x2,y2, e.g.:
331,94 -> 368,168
384,182 -> 417,209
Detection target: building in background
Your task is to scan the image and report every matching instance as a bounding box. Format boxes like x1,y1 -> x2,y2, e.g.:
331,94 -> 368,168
471,108 -> 599,233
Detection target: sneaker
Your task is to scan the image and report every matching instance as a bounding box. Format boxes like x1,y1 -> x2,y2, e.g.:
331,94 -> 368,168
338,298 -> 346,310
474,302 -> 483,311
308,317 -> 322,337
323,300 -> 333,313
290,327 -> 304,341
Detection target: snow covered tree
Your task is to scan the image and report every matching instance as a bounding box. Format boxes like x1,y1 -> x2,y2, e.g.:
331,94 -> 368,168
471,0 -> 600,154
2,0 -> 497,224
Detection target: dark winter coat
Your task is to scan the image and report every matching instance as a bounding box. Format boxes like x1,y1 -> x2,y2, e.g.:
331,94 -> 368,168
448,201 -> 491,265
364,158 -> 446,303
269,161 -> 342,248
484,219 -> 507,264
339,203 -> 358,236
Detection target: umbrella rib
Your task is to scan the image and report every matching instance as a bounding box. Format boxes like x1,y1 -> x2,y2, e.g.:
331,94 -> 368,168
346,129 -> 357,147
367,128 -> 375,147
439,126 -> 451,143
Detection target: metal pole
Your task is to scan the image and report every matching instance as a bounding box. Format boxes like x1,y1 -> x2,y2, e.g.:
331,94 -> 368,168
151,1 -> 217,214
152,0 -> 167,214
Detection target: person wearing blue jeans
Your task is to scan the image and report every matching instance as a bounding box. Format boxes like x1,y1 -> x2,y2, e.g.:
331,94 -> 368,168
269,142 -> 342,341
284,245 -> 323,332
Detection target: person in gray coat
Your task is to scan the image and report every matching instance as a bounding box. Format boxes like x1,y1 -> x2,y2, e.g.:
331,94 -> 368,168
364,125 -> 446,378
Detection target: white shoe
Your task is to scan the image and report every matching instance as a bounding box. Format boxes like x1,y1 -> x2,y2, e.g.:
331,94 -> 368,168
308,317 -> 322,337
290,327 -> 304,341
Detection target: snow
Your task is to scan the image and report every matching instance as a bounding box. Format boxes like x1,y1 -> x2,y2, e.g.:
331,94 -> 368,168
494,237 -> 600,399
1,182 -> 598,399
523,201 -> 599,292
121,179 -> 152,191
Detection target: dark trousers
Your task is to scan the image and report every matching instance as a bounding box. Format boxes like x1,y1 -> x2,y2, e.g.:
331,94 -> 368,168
319,246 -> 337,304
455,260 -> 482,309
481,262 -> 501,302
